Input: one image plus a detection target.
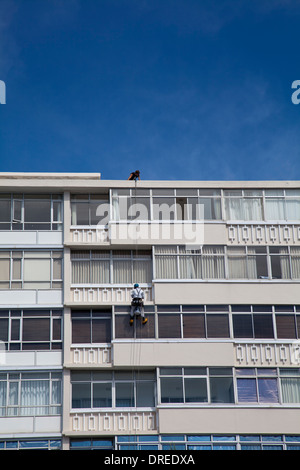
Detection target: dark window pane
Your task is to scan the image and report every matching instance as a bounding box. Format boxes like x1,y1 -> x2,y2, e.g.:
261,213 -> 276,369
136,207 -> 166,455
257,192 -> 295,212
206,315 -> 229,338
210,377 -> 234,403
237,378 -> 257,402
135,316 -> 155,339
24,200 -> 51,223
23,318 -> 50,342
52,319 -> 62,341
93,383 -> 112,407
185,378 -> 208,403
136,381 -> 155,407
0,319 -> 8,341
183,314 -> 205,338
253,314 -> 274,338
276,315 -> 296,339
161,377 -> 184,403
233,314 -> 253,338
11,319 -> 20,341
0,200 -> 11,222
158,315 -> 181,338
115,315 -> 134,339
116,383 -> 134,407
258,378 -> 279,403
72,383 -> 91,408
92,318 -> 111,343
72,319 -> 91,343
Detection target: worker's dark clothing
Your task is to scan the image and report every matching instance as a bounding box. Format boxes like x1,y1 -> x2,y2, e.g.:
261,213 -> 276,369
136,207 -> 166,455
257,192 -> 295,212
128,171 -> 140,181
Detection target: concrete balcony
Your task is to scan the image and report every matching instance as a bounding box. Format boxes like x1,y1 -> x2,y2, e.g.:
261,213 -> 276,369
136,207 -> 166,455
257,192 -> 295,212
68,285 -> 153,306
227,222 -> 300,245
67,344 -> 112,368
234,341 -> 300,367
68,410 -> 157,435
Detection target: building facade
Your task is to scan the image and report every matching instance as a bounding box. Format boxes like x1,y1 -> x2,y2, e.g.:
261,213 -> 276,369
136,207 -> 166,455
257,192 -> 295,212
0,173 -> 300,450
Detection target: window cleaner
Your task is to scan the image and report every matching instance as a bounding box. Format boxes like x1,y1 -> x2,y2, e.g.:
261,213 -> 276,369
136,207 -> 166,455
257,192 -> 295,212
128,170 -> 141,181
130,283 -> 147,325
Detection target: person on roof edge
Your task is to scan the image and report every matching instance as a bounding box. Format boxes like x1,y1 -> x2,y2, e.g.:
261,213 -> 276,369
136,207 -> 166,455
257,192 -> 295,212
130,283 -> 147,325
128,170 -> 141,181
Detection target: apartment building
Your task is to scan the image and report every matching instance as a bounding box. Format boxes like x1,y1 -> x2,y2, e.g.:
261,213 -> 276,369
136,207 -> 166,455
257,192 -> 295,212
0,172 -> 300,450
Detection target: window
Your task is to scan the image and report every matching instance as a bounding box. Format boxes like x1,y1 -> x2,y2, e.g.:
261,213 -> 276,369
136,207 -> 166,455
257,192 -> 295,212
70,439 -> 114,450
157,305 -> 230,339
114,306 -> 155,339
72,310 -> 111,343
0,372 -> 61,417
224,190 -> 263,221
0,439 -> 61,450
71,371 -> 156,409
236,369 -> 279,404
227,246 -> 268,279
0,194 -> 62,230
280,369 -> 300,404
264,189 -> 300,221
0,251 -> 63,289
232,306 -> 274,339
159,368 -> 234,405
0,309 -> 62,351
71,194 -> 109,225
71,250 -> 152,284
111,188 -> 222,221
154,246 -> 225,280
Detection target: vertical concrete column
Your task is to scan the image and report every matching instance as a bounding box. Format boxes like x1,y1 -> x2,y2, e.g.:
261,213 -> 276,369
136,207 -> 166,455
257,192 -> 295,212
62,368 -> 71,447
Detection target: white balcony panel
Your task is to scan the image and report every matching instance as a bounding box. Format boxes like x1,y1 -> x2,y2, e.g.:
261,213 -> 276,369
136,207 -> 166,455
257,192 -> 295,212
0,289 -> 63,306
0,416 -> 61,435
70,226 -> 109,245
69,411 -> 157,435
0,230 -> 62,246
158,408 -> 300,435
1,351 -> 62,369
235,342 -> 300,367
70,286 -> 153,304
227,223 -> 300,245
37,289 -> 62,305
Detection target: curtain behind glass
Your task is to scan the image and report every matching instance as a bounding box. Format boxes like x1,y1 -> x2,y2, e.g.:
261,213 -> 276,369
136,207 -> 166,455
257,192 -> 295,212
281,378 -> 300,403
20,380 -> 49,416
291,248 -> 300,279
0,381 -> 6,416
202,247 -> 225,279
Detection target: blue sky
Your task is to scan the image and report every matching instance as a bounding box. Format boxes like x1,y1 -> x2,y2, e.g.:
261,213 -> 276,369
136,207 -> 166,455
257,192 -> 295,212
0,0 -> 300,181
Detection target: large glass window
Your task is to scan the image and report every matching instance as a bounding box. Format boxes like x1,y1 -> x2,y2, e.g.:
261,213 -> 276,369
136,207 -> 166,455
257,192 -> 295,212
154,246 -> 225,280
71,371 -> 156,409
71,310 -> 111,344
0,309 -> 62,351
71,194 -> 109,225
236,369 -> 279,404
111,188 -> 222,221
71,250 -> 152,284
0,372 -> 61,417
0,251 -> 62,289
159,368 -> 233,405
224,190 -> 263,221
0,194 -> 62,230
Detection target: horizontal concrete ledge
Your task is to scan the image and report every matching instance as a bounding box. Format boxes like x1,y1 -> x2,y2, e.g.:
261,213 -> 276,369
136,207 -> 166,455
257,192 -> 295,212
0,172 -> 101,180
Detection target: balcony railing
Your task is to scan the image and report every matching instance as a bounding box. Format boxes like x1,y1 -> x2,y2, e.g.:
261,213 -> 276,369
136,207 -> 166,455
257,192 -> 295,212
70,410 -> 157,434
70,285 -> 153,304
70,226 -> 109,244
70,345 -> 112,367
228,223 -> 300,245
235,341 -> 300,367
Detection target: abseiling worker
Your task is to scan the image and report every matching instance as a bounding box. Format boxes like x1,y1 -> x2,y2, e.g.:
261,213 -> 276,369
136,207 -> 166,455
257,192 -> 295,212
130,283 -> 147,325
128,170 -> 141,181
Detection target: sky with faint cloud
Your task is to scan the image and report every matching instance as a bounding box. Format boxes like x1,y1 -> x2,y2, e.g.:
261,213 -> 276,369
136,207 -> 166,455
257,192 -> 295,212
0,0 -> 300,181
